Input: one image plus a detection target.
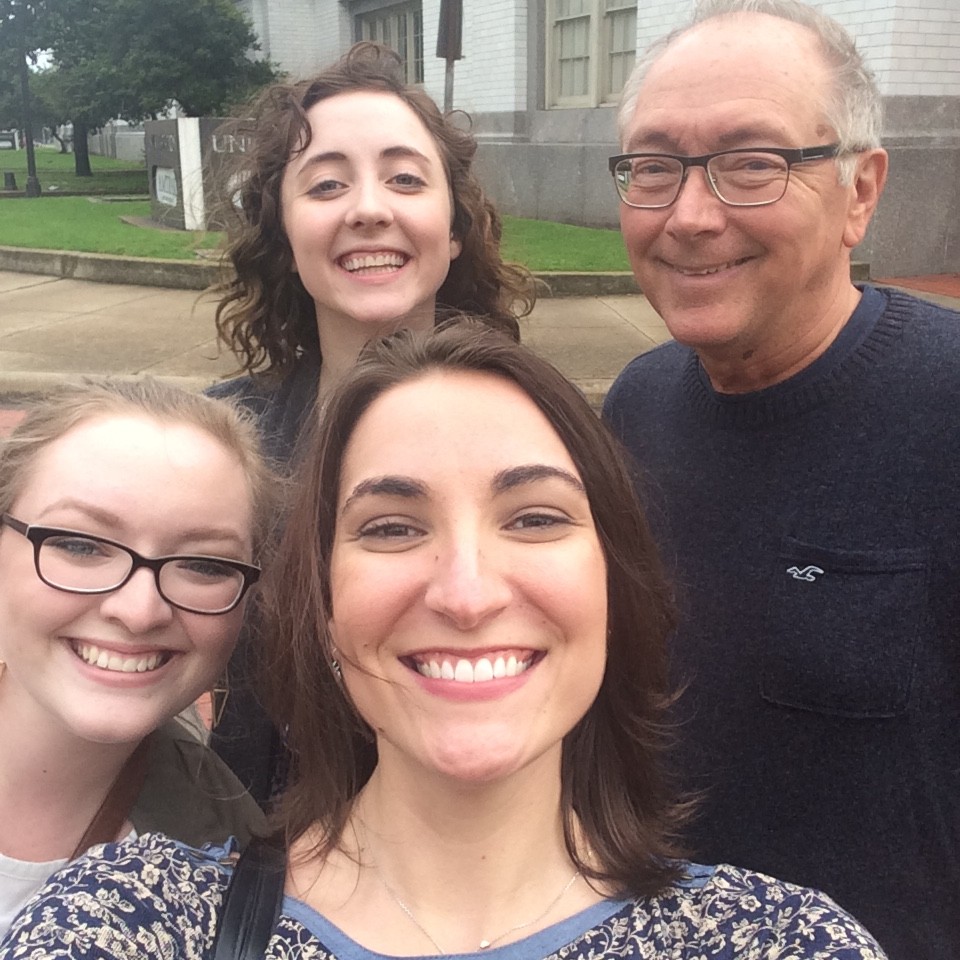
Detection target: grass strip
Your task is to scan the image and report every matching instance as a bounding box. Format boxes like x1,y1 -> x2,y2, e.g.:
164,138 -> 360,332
0,149 -> 148,195
500,216 -> 631,272
0,195 -> 632,272
0,199 -> 219,258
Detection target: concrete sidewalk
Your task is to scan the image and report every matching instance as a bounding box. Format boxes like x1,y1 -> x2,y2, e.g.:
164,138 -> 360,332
0,270 -> 672,405
3,268 -> 959,414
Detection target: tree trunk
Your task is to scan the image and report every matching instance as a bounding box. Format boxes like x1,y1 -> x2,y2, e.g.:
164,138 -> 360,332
52,131 -> 68,154
72,122 -> 92,176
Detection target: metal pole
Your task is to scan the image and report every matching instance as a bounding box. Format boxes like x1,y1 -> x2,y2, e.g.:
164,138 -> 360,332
436,0 -> 462,114
444,58 -> 454,113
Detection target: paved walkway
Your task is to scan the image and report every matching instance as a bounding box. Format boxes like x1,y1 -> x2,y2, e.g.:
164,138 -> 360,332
0,269 -> 671,403
2,268 -> 959,437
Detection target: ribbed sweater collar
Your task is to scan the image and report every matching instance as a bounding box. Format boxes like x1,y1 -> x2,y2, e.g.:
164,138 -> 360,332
679,285 -> 910,427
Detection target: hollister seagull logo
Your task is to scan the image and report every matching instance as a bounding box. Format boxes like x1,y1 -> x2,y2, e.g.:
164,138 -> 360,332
787,565 -> 824,582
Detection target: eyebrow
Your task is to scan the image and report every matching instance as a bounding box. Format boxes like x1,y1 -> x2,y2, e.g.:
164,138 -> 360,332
624,124 -> 793,154
37,499 -> 123,528
340,476 -> 428,515
297,145 -> 432,177
340,464 -> 586,515
492,464 -> 586,495
36,499 -> 248,548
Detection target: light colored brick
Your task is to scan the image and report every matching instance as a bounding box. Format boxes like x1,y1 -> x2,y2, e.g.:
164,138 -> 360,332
234,2 -> 960,114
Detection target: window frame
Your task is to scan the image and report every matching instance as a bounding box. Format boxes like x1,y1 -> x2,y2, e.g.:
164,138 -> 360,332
546,0 -> 637,109
352,0 -> 424,85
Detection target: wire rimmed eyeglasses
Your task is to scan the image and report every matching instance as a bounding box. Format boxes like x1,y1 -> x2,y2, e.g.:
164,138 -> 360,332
1,514 -> 260,615
608,143 -> 841,209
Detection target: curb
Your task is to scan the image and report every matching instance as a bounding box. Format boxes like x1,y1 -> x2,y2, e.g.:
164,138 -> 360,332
0,244 -> 872,294
0,246 -> 222,291
0,371 -> 226,402
0,245 -> 642,297
0,245 -> 872,294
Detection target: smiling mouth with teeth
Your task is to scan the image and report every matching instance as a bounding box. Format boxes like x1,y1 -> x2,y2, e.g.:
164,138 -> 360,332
72,641 -> 171,674
674,256 -> 750,276
339,252 -> 408,274
406,652 -> 537,684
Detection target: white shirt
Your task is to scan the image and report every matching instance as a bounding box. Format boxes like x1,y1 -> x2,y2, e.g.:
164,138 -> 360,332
0,829 -> 137,939
0,850 -> 68,939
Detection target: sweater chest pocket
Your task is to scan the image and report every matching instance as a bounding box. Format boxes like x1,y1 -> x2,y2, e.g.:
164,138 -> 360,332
760,537 -> 928,718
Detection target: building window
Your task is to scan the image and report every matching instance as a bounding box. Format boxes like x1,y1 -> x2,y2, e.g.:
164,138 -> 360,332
547,0 -> 636,107
354,1 -> 424,84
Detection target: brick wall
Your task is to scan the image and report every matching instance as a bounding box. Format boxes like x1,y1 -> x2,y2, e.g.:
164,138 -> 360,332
235,0 -> 349,80
432,0 -> 528,114
635,1 -> 960,98
235,1 -> 960,104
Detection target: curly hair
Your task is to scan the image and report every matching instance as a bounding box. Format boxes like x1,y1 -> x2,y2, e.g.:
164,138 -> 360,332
260,320 -> 689,899
211,43 -> 534,380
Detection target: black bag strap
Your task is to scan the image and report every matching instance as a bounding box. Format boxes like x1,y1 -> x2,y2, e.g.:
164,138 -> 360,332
211,838 -> 286,959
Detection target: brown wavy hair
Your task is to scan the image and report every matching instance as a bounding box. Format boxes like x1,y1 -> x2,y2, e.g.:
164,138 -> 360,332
260,319 -> 689,898
211,43 -> 534,380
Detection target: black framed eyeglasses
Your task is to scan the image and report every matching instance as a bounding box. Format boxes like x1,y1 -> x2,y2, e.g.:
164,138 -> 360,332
1,514 -> 260,615
608,143 -> 841,208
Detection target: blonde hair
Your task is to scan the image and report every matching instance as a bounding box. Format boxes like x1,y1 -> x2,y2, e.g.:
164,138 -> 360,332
0,379 -> 276,554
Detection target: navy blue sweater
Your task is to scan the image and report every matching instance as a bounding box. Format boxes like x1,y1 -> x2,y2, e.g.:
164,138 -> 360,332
603,286 -> 960,960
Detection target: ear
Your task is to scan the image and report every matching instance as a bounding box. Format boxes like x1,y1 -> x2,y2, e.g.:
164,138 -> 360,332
842,148 -> 888,249
449,232 -> 463,261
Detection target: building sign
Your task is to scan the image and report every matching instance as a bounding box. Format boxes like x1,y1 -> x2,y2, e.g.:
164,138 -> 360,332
149,133 -> 178,153
145,116 -> 232,230
154,167 -> 178,207
210,134 -> 251,154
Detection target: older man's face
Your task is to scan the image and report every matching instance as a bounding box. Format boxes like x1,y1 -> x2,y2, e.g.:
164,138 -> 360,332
619,14 -> 874,386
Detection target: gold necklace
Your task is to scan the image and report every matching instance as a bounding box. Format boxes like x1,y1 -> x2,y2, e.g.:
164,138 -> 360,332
376,867 -> 581,953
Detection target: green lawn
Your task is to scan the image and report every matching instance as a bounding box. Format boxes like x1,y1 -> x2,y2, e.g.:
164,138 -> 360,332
0,148 -> 148,195
0,199 -> 219,258
0,193 -> 631,271
501,216 -> 631,272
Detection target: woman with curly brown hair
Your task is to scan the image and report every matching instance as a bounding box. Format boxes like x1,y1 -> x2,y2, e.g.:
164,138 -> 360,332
209,41 -> 532,452
208,42 -> 534,801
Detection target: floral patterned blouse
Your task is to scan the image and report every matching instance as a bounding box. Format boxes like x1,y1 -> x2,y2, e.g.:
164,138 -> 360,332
0,833 -> 886,959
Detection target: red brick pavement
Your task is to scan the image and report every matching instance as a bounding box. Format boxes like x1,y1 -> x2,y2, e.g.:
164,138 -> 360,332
0,409 -> 25,437
877,274 -> 960,298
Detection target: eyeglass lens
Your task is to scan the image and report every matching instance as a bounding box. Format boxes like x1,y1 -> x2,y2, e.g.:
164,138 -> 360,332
614,152 -> 791,207
37,533 -> 245,613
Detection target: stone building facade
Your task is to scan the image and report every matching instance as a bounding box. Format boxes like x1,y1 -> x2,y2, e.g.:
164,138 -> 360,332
234,0 -> 960,276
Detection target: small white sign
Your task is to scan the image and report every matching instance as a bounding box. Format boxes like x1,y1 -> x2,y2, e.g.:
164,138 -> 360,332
155,167 -> 178,207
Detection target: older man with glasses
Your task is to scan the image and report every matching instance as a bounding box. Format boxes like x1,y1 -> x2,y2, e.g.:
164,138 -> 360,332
602,2 -> 960,959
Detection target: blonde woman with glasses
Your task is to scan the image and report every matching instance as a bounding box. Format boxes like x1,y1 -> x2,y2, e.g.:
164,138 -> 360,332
0,380 -> 270,937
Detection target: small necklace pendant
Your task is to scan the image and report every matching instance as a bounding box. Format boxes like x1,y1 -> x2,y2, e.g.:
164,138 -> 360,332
479,941 -> 491,950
